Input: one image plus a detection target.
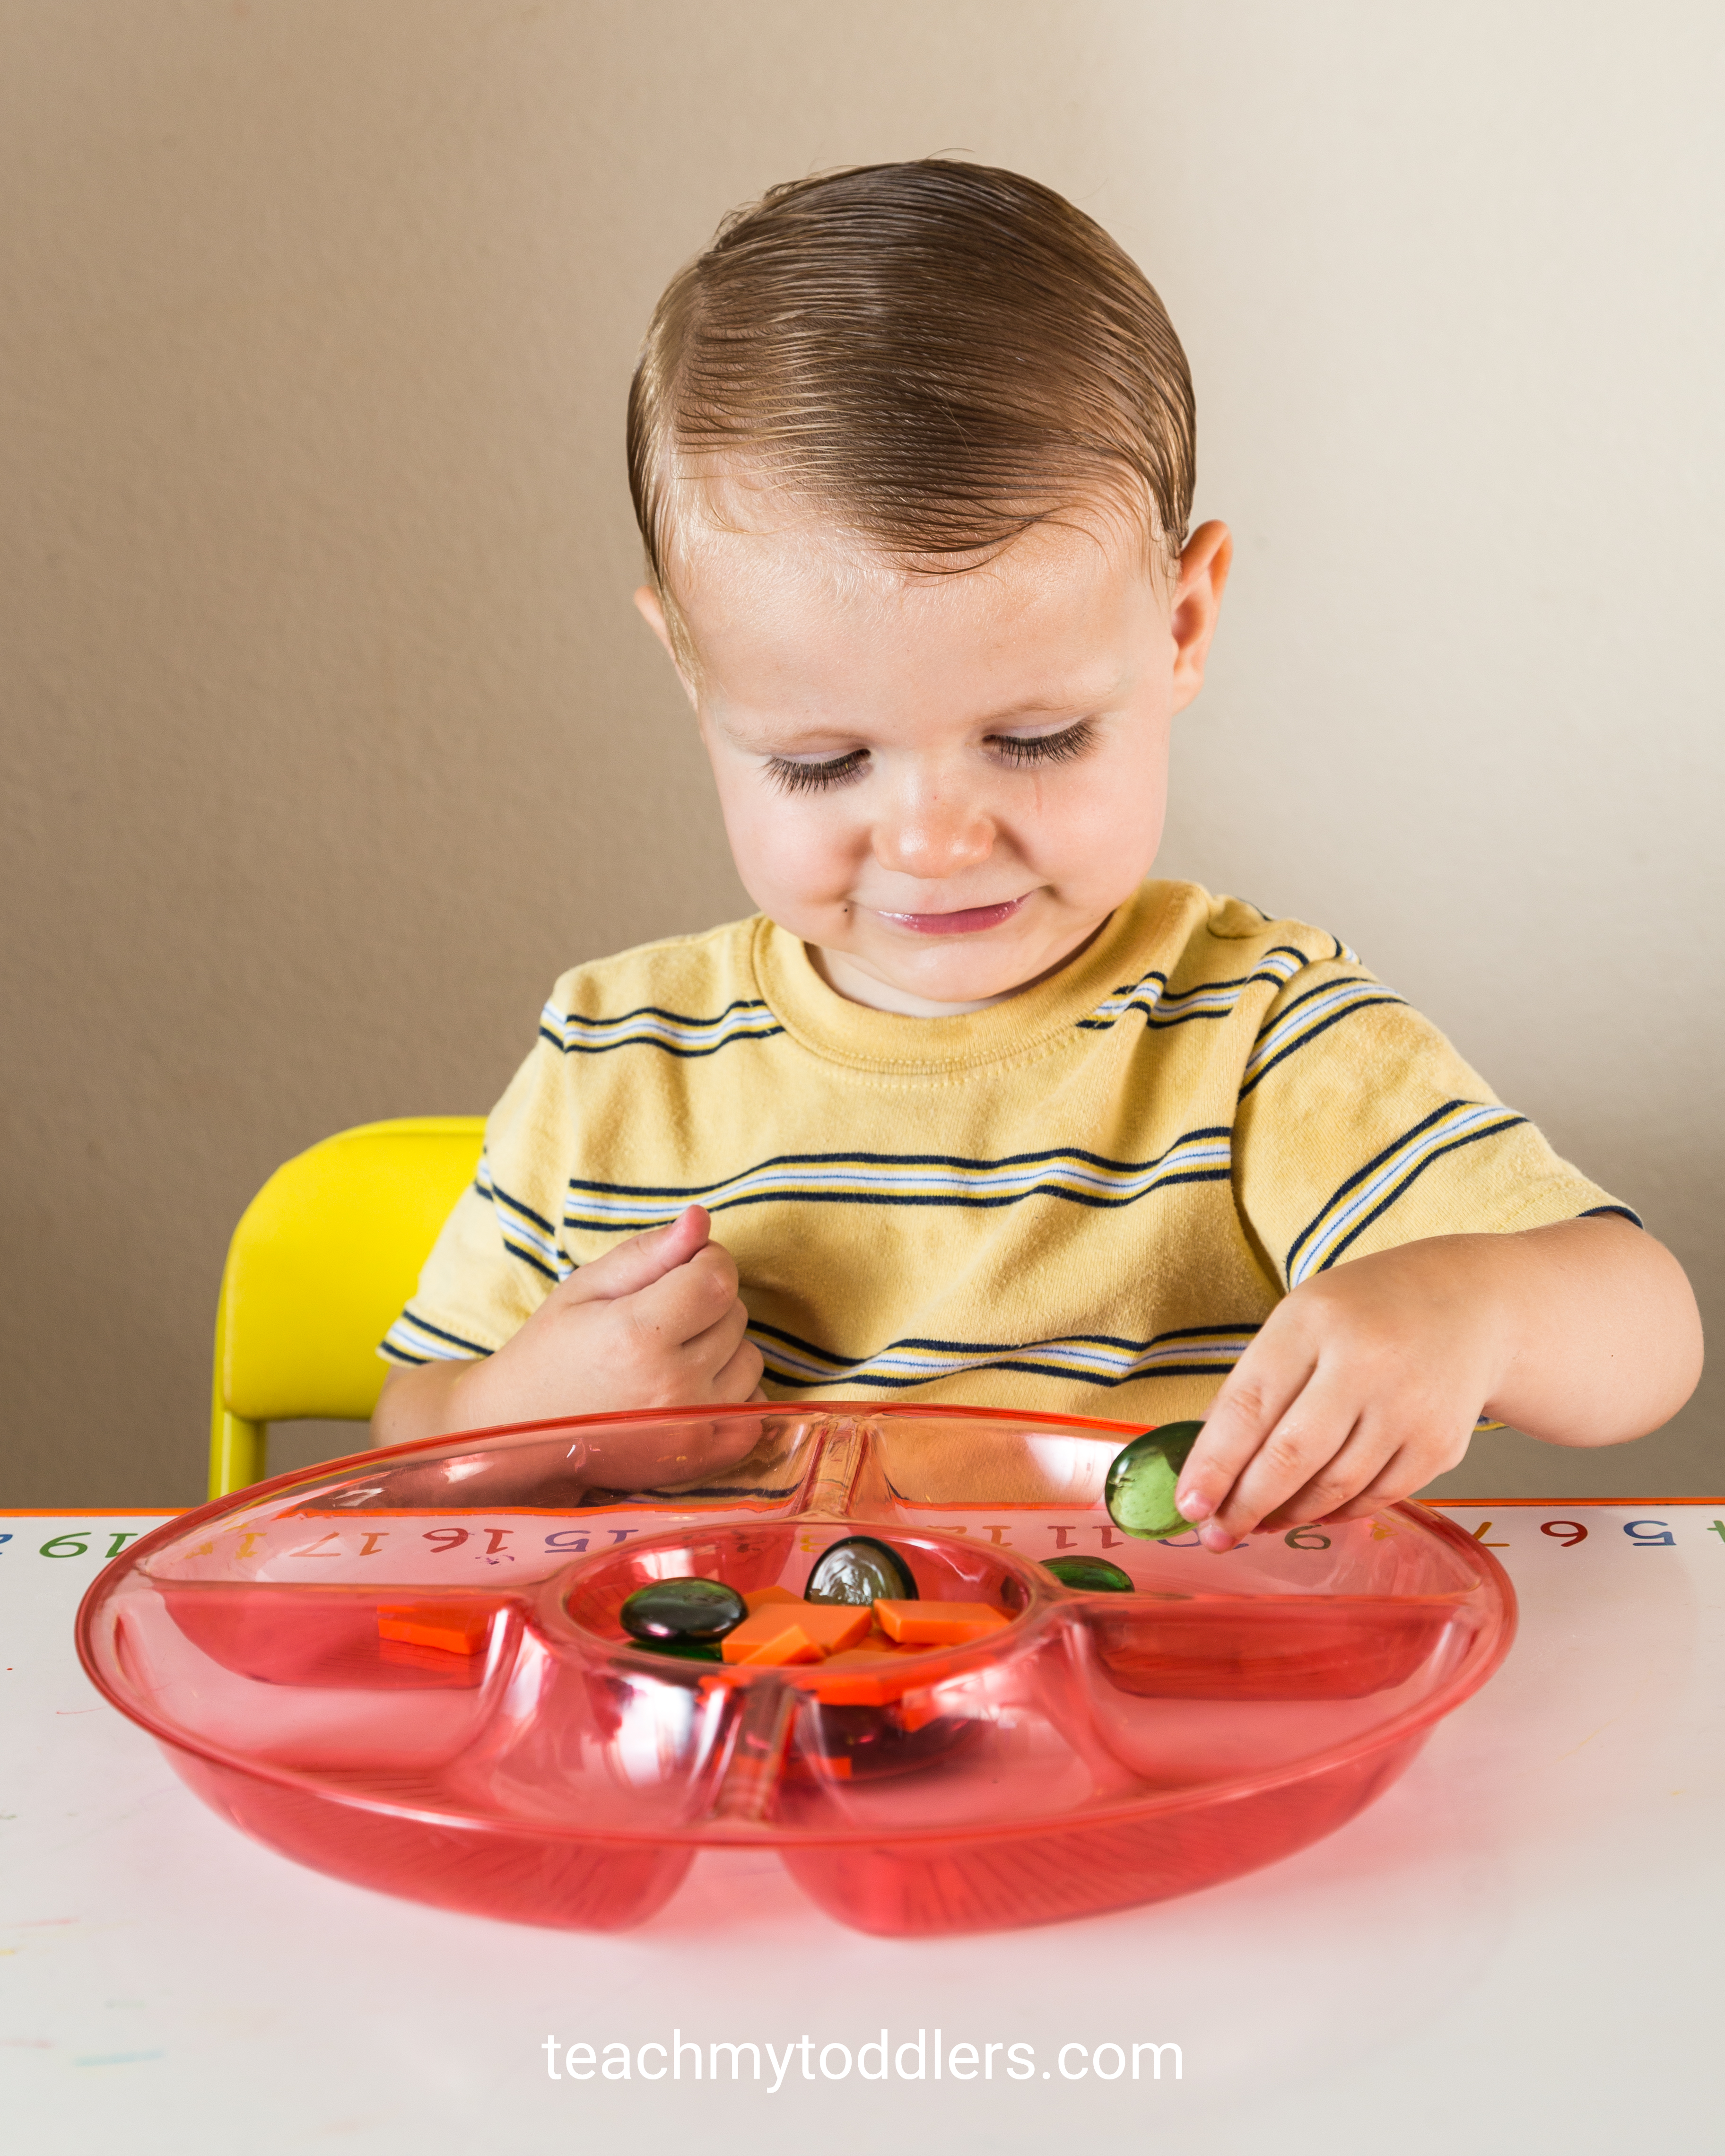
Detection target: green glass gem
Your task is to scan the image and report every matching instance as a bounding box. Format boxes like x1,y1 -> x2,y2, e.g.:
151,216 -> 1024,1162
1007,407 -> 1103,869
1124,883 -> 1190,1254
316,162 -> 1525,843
1044,1554 -> 1134,1592
619,1576 -> 746,1643
1104,1421 -> 1206,1541
805,1535 -> 918,1606
635,1636 -> 723,1663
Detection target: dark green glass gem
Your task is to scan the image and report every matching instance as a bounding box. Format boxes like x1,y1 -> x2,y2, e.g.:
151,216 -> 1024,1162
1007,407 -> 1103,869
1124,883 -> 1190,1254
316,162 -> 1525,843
635,1635 -> 723,1663
1104,1421 -> 1206,1541
619,1577 -> 746,1643
805,1535 -> 918,1606
1044,1554 -> 1134,1592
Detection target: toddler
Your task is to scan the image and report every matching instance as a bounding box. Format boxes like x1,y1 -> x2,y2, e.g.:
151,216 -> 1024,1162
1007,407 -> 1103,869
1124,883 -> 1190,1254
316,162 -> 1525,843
373,161 -> 1700,1549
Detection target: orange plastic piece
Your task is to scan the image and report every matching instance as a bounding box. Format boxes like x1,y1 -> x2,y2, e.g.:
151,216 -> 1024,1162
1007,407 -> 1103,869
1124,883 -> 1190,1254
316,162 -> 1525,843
721,1608 -> 819,1665
376,1601 -> 493,1656
722,1602 -> 874,1665
810,1666 -> 902,1707
873,1600 -> 1008,1646
819,1630 -> 923,1665
743,1585 -> 803,1613
794,1606 -> 877,1653
898,1687 -> 946,1731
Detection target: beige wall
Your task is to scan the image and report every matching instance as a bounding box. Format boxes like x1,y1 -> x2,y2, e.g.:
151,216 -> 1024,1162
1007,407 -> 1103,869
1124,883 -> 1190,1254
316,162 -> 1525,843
2,0 -> 1718,1507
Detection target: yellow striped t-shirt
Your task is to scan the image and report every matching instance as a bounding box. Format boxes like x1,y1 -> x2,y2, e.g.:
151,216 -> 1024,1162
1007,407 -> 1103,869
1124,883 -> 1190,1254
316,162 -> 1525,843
381,881 -> 1634,1423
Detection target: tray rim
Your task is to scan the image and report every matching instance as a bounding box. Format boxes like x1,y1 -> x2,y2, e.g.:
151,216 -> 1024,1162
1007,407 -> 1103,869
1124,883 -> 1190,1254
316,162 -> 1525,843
75,1402 -> 1519,1851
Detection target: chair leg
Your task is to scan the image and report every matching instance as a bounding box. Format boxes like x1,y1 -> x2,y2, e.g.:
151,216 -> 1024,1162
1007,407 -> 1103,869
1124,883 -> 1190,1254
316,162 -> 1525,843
209,1410 -> 267,1499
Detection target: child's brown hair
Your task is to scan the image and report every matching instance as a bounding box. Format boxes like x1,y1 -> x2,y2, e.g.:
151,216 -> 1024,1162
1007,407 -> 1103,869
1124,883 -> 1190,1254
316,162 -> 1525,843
628,159 -> 1195,630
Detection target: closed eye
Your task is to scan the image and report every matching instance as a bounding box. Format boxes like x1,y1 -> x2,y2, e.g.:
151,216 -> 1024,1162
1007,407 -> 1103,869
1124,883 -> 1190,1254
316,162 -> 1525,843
989,718 -> 1098,768
764,716 -> 1098,792
765,748 -> 870,795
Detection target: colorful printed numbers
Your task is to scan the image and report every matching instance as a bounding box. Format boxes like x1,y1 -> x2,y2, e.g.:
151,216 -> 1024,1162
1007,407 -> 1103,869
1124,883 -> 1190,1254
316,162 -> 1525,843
11,1515 -> 1724,1574
30,1530 -> 140,1558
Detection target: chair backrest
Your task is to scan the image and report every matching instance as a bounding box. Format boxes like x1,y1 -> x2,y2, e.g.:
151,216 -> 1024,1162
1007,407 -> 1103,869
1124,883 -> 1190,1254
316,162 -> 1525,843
209,1116 -> 485,1497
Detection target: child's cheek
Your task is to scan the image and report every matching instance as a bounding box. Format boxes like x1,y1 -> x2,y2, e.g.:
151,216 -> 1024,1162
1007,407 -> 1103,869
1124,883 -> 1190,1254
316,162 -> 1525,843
727,791 -> 859,919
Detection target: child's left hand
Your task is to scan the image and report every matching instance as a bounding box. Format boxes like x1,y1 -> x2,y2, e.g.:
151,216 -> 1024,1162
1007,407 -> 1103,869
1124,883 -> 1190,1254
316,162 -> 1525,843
1172,1216 -> 1701,1549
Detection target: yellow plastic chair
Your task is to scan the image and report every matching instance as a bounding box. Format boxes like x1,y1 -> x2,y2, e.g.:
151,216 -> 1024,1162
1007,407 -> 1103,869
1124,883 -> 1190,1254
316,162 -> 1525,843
209,1116 -> 486,1497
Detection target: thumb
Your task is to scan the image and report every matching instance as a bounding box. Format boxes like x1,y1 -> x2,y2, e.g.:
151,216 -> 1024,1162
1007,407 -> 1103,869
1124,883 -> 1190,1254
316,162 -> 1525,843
563,1205 -> 711,1305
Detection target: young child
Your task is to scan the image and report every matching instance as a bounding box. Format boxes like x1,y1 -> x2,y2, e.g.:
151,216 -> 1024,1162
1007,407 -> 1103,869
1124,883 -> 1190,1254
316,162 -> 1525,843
372,160 -> 1701,1550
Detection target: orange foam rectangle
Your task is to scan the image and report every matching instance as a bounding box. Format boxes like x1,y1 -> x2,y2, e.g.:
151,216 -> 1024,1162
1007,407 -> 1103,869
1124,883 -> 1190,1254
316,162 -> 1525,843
376,1601 -> 494,1657
897,1687 -> 946,1731
722,1608 -> 823,1665
819,1635 -> 917,1666
721,1602 -> 874,1665
793,1605 -> 875,1653
743,1585 -> 803,1613
872,1600 -> 1008,1646
811,1668 -> 897,1705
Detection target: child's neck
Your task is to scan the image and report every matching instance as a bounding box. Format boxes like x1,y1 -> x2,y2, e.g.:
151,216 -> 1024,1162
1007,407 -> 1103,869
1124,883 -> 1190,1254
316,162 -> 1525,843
808,920 -> 1110,1019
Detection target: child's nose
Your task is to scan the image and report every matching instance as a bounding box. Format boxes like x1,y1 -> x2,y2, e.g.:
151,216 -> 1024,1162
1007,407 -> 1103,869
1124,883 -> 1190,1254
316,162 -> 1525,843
871,795 -> 996,880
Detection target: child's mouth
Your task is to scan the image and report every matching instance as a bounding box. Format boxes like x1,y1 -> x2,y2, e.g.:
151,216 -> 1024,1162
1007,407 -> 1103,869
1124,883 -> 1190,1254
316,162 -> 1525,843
875,896 -> 1028,936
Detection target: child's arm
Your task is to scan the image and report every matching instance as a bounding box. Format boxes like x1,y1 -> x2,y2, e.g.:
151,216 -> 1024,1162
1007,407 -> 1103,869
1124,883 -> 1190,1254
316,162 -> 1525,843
371,1206 -> 764,1448
1174,1216 -> 1702,1549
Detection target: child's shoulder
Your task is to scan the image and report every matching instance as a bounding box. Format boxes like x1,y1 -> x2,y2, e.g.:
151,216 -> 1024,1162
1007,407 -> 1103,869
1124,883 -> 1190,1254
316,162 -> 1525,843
1150,882 -> 1365,986
538,915 -> 771,1050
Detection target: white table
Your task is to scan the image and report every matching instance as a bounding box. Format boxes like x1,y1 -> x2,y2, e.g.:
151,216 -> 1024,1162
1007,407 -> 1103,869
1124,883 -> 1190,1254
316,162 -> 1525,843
4,1498 -> 1721,2155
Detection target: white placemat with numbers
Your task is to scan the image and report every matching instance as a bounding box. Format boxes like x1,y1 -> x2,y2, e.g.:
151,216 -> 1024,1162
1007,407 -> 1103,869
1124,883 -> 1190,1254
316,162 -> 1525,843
4,1497 -> 1722,2156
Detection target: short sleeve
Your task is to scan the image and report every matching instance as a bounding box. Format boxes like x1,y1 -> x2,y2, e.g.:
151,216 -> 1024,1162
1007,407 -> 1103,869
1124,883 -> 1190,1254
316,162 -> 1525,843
379,1033 -> 575,1365
1233,959 -> 1639,1290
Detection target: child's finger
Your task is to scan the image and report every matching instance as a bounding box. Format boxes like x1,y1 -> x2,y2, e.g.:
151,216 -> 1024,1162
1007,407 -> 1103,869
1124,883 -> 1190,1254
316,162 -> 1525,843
1308,1450 -> 1418,1526
1200,1371 -> 1377,1543
565,1206 -> 711,1306
1173,1326 -> 1319,1526
713,1334 -> 766,1403
1250,1417 -> 1403,1534
678,1294 -> 752,1377
620,1238 -> 741,1348
1301,1417 -> 1477,1525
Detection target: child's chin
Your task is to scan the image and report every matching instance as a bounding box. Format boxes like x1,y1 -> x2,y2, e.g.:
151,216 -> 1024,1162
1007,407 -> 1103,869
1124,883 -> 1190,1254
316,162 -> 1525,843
878,954 -> 1039,1008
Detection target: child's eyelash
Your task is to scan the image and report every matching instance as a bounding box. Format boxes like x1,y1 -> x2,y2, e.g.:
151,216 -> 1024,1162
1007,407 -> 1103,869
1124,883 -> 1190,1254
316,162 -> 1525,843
764,720 -> 1096,794
991,719 -> 1098,767
766,749 -> 870,795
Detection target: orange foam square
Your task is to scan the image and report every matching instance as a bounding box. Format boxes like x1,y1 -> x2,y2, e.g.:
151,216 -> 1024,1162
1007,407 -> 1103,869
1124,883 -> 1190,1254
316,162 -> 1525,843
376,1601 -> 493,1657
872,1600 -> 1008,1646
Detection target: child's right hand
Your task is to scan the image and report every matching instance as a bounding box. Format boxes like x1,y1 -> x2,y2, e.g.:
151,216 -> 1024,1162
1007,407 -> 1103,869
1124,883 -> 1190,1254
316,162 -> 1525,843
371,1205 -> 765,1447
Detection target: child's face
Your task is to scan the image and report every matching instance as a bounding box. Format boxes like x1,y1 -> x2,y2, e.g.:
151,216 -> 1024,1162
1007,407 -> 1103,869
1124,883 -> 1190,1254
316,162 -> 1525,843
637,502 -> 1230,1015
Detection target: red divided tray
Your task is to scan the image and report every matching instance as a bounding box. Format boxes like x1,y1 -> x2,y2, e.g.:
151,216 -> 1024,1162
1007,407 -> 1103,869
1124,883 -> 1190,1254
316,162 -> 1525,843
77,1403 -> 1513,1936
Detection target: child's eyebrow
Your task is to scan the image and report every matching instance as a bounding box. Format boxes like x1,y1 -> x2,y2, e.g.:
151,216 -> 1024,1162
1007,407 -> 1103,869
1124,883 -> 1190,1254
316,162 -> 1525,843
966,696 -> 1115,730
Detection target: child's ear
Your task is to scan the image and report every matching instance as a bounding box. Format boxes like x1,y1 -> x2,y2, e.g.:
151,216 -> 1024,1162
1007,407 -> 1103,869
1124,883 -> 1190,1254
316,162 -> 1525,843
1169,520 -> 1232,714
633,584 -> 699,707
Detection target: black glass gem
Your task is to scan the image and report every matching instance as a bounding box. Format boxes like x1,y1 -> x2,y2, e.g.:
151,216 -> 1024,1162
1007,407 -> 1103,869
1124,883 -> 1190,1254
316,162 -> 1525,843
805,1535 -> 918,1606
1104,1421 -> 1206,1540
619,1577 -> 747,1643
636,1635 -> 724,1663
1044,1555 -> 1134,1591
